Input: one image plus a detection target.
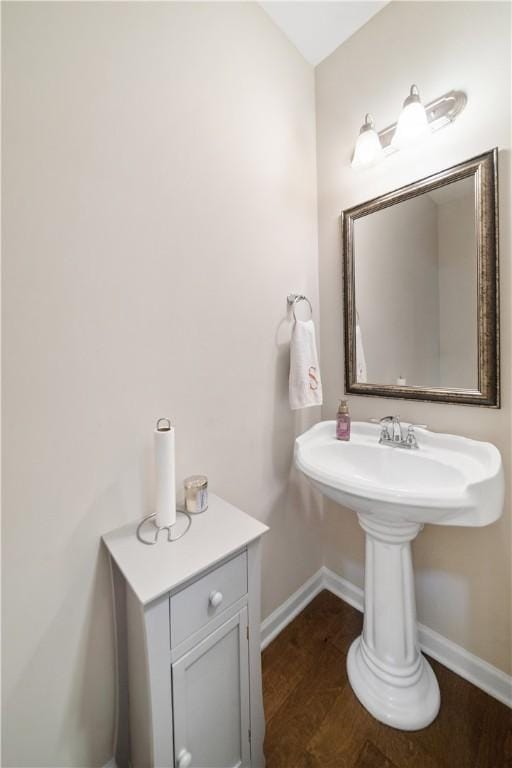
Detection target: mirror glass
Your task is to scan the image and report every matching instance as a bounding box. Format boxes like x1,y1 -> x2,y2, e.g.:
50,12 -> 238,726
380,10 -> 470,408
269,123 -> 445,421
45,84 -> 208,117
342,150 -> 499,407
353,176 -> 477,389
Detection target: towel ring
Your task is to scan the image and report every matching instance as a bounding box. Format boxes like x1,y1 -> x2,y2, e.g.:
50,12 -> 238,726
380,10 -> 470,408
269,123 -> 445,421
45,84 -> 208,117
287,293 -> 313,321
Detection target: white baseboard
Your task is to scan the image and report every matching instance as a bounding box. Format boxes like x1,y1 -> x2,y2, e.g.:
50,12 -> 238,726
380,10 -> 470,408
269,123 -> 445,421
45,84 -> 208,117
323,566 -> 364,612
261,569 -> 325,650
417,622 -> 512,709
261,566 -> 512,709
103,759 -> 117,768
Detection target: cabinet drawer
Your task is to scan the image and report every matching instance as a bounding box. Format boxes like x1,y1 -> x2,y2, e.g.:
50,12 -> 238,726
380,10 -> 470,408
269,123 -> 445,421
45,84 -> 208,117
170,550 -> 248,647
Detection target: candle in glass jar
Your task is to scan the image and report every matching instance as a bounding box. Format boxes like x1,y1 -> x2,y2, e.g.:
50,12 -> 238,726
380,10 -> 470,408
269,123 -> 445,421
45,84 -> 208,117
184,475 -> 208,514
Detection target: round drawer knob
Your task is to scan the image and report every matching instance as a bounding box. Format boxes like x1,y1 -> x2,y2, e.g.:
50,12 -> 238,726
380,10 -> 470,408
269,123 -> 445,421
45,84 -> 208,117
209,590 -> 223,608
177,749 -> 192,768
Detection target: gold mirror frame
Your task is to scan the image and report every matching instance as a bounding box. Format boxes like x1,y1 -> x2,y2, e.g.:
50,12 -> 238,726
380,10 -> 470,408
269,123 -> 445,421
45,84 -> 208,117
342,149 -> 500,407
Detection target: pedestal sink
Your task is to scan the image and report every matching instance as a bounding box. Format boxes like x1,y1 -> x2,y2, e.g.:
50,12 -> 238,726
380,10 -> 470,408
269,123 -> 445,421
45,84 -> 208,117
295,421 -> 504,731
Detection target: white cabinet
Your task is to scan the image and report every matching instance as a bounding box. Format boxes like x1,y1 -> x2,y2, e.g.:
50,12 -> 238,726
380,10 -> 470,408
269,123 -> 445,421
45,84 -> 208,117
103,494 -> 268,768
172,609 -> 250,768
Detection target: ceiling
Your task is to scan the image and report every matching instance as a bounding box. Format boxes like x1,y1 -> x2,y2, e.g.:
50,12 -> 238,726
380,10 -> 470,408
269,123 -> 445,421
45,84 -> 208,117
260,1 -> 388,66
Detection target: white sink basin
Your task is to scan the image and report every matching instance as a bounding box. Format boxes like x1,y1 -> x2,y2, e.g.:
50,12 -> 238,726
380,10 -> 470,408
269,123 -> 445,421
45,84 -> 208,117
295,420 -> 504,731
295,421 -> 504,526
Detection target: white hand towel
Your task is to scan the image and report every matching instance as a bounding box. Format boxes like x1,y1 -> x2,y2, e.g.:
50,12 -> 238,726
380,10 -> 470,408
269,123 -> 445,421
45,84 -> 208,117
289,319 -> 323,410
355,322 -> 368,383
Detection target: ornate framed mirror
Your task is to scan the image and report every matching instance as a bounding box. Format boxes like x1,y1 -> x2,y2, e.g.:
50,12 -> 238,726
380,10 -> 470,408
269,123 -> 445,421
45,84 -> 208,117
342,149 -> 499,407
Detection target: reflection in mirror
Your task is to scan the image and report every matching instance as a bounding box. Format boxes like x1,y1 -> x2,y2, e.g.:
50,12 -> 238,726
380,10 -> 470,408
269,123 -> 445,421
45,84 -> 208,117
353,176 -> 477,389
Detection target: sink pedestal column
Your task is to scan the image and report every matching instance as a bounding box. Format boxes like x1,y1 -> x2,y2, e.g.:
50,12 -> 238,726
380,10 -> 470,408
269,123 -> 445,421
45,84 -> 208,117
347,513 -> 440,731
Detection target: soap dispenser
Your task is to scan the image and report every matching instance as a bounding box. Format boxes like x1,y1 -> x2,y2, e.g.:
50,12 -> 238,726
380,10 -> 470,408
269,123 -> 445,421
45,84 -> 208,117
336,399 -> 351,441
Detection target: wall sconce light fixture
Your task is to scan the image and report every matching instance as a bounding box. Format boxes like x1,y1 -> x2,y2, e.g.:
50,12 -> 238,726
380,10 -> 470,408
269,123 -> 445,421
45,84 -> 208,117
351,85 -> 467,168
391,85 -> 430,149
351,114 -> 384,168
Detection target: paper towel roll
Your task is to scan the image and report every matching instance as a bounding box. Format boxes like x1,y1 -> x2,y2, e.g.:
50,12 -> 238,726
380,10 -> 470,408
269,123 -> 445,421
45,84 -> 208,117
154,418 -> 176,528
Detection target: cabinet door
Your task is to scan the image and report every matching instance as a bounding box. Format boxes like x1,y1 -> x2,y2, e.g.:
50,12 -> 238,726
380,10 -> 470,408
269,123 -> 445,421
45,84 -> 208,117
171,608 -> 251,768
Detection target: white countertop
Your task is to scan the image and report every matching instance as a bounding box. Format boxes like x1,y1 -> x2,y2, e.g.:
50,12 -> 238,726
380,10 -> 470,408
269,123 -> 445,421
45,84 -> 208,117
102,493 -> 269,605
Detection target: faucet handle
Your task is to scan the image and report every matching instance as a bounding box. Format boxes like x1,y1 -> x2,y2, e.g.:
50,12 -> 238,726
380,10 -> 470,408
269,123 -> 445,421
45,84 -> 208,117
405,423 -> 428,448
370,416 -> 394,442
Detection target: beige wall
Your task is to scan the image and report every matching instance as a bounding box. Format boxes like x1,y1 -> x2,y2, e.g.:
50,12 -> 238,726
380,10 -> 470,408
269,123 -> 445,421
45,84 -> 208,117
2,3 -> 322,766
316,1 -> 511,672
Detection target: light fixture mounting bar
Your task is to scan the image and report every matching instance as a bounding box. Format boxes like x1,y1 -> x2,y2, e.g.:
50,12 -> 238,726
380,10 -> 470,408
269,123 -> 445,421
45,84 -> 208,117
378,90 -> 467,154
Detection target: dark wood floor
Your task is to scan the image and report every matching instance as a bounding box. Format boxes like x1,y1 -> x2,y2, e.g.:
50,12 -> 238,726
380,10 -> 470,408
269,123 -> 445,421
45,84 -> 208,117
262,591 -> 512,768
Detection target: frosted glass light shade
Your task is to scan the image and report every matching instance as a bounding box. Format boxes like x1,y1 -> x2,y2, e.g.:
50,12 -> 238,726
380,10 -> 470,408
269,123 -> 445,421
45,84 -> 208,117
351,114 -> 383,168
391,85 -> 431,149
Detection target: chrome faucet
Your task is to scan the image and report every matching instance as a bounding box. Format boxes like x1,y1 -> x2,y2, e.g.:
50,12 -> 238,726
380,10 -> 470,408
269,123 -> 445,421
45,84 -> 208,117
383,415 -> 402,443
372,416 -> 427,449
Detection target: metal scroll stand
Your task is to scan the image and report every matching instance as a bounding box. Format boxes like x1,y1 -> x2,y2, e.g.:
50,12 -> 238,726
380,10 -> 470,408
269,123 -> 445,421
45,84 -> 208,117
136,510 -> 191,545
136,418 -> 192,546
